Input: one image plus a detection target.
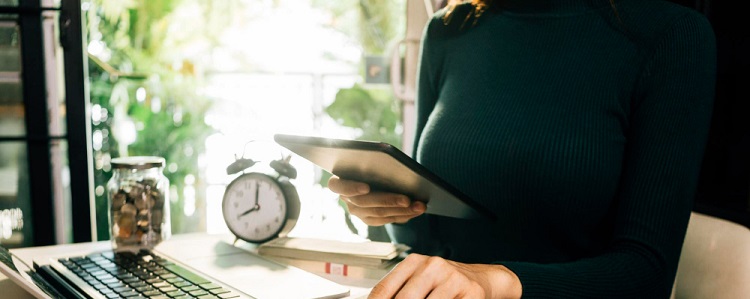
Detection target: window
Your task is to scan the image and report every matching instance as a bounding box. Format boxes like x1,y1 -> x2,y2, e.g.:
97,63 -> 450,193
86,0 -> 408,241
0,0 -> 84,247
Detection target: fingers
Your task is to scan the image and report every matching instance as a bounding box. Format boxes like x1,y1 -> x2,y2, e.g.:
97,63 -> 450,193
347,204 -> 417,217
345,192 -> 410,208
330,175 -> 427,226
358,215 -> 420,226
344,196 -> 426,226
348,200 -> 425,218
426,280 -> 484,299
371,255 -> 486,299
395,256 -> 452,299
369,254 -> 428,299
328,176 -> 369,196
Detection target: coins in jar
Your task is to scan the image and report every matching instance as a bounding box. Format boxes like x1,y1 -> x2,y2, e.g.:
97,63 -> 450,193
107,156 -> 170,251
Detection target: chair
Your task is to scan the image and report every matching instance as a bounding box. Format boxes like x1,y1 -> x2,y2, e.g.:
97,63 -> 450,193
672,212 -> 750,298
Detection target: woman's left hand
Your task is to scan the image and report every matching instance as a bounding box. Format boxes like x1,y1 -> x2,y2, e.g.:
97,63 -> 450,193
368,254 -> 522,299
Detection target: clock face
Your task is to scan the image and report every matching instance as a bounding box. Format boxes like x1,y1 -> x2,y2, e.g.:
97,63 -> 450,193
222,173 -> 288,243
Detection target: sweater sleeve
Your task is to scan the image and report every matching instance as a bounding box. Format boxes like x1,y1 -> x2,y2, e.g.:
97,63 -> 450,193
412,16 -> 443,157
501,12 -> 716,298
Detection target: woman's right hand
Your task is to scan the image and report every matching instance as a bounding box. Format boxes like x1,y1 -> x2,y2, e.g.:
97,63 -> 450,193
328,175 -> 426,226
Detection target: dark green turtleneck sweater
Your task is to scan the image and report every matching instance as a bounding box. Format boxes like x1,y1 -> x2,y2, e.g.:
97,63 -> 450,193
388,0 -> 716,297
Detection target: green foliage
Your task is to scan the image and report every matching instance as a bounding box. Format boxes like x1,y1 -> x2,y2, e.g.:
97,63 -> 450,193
324,84 -> 403,242
314,0 -> 405,242
312,0 -> 405,55
325,84 -> 402,147
320,83 -> 402,189
88,0 -> 216,240
87,0 -> 405,242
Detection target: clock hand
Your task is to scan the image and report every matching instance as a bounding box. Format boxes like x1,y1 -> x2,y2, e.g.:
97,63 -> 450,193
254,181 -> 259,206
237,204 -> 260,219
237,182 -> 262,219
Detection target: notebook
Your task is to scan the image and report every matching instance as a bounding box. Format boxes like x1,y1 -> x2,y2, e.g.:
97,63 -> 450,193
0,234 -> 351,299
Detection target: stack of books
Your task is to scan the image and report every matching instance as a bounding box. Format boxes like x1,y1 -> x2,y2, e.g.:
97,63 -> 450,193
256,237 -> 409,280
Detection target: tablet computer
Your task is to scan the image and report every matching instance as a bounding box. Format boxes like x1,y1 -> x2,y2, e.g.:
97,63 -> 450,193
274,134 -> 495,220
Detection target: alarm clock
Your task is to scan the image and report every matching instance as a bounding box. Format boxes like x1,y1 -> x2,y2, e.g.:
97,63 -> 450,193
222,155 -> 300,244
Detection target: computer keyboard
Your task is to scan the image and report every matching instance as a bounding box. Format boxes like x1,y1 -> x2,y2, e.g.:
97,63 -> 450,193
58,250 -> 239,299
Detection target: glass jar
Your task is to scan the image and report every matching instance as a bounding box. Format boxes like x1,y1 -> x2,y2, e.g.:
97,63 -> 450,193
107,156 -> 171,251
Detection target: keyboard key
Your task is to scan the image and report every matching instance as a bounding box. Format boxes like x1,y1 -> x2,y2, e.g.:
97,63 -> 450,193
134,272 -> 152,280
145,278 -> 164,284
118,290 -> 140,297
159,273 -> 177,279
105,292 -> 122,299
107,268 -> 132,276
88,253 -> 106,260
152,282 -> 170,288
98,273 -> 117,281
60,259 -> 77,267
166,277 -> 185,284
55,250 -> 247,299
100,264 -> 119,272
158,286 -> 178,293
102,288 -> 118,295
209,288 -> 229,295
188,289 -> 208,296
163,264 -> 210,285
116,273 -> 134,280
142,290 -> 163,297
113,286 -> 133,293
100,276 -> 119,284
199,283 -> 222,290
106,281 -> 128,290
96,259 -> 116,266
91,283 -> 108,290
165,290 -> 185,297
135,285 -> 155,293
70,257 -> 85,263
180,285 -> 200,292
129,281 -> 148,288
83,276 -> 99,284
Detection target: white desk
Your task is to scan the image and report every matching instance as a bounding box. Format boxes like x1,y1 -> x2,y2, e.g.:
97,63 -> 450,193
0,233 -> 384,298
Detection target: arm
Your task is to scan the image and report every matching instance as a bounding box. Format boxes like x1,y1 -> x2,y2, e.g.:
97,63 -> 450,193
412,16 -> 442,157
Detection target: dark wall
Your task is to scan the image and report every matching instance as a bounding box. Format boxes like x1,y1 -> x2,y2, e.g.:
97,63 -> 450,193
680,0 -> 750,226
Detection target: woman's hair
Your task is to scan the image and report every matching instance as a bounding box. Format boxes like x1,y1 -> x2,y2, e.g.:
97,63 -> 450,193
443,0 -> 621,28
442,0 -> 492,28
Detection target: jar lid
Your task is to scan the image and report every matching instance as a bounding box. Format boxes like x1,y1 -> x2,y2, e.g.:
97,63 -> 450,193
111,156 -> 166,170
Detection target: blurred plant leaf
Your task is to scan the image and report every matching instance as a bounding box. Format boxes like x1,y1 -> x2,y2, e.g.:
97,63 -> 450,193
88,0 -> 218,239
325,84 -> 402,147
323,83 -> 401,242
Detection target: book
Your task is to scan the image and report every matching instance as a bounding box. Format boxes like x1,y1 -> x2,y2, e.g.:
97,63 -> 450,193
257,237 -> 409,267
264,255 -> 400,280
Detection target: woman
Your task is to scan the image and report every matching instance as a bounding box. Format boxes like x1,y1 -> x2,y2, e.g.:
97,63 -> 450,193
329,0 -> 716,297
